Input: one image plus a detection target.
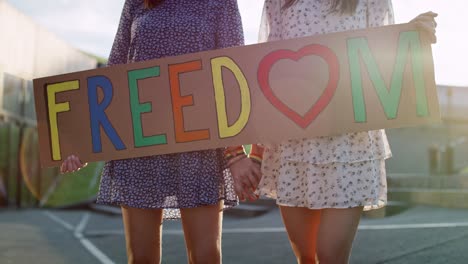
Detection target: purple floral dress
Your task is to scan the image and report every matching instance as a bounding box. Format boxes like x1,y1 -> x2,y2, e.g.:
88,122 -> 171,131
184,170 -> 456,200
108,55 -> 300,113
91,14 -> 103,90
96,0 -> 243,219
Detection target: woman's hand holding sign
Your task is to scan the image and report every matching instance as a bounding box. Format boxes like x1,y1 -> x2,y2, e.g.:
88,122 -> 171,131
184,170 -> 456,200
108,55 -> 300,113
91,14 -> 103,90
60,155 -> 87,174
411,11 -> 438,43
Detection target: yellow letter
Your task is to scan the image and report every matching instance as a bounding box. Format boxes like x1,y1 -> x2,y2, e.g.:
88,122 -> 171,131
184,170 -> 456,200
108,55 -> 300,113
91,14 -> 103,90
46,80 -> 79,161
211,57 -> 251,138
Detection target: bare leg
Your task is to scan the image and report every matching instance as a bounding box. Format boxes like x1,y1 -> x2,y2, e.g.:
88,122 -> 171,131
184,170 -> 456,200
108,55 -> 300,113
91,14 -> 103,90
180,202 -> 223,264
279,206 -> 321,264
316,207 -> 363,264
121,206 -> 163,264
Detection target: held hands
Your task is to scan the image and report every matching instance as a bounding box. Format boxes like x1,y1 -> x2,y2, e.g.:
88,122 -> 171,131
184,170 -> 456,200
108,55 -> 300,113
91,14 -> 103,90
410,11 -> 438,43
60,155 -> 87,174
225,146 -> 263,201
229,157 -> 261,201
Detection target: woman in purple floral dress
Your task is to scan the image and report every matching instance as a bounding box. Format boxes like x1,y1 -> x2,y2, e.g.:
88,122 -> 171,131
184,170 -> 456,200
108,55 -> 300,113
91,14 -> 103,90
60,0 -> 261,263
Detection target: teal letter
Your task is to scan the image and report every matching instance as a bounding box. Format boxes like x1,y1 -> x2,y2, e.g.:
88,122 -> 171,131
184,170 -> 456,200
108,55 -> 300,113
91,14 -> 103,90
128,67 -> 167,147
347,31 -> 428,122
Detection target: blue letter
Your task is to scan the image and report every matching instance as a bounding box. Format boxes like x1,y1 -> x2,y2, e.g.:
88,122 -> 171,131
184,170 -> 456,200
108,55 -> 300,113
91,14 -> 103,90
88,76 -> 126,153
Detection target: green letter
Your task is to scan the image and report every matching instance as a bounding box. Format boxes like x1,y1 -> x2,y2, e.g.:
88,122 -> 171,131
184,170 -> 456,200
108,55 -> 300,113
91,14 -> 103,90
128,67 -> 167,147
348,31 -> 428,122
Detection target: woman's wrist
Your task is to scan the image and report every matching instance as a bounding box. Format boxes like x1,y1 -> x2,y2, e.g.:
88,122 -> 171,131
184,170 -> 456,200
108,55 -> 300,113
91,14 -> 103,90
226,153 -> 247,167
248,144 -> 264,165
224,146 -> 245,160
248,153 -> 262,165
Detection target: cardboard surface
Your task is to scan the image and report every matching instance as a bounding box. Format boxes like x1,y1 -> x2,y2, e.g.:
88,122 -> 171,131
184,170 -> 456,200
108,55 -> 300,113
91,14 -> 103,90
33,23 -> 439,167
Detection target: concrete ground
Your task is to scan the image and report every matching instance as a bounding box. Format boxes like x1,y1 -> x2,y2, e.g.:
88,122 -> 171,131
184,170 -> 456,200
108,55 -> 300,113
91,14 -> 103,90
2,205 -> 468,264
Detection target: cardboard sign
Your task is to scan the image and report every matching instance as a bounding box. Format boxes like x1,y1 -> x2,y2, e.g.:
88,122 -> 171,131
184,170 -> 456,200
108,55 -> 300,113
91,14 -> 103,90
33,23 -> 439,167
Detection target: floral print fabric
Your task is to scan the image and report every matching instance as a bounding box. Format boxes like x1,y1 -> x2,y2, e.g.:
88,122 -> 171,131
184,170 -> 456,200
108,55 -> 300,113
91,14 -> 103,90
257,0 -> 394,210
97,0 -> 243,219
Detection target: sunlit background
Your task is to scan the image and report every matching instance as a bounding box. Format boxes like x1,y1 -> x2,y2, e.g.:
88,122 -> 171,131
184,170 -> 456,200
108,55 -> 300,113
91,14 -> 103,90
7,0 -> 468,86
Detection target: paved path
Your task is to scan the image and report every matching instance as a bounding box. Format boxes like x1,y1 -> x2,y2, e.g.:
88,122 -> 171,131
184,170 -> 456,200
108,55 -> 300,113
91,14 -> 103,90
2,206 -> 468,263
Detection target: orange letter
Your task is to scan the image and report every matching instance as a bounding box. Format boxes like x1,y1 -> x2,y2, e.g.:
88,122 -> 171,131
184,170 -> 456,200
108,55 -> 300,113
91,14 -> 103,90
169,60 -> 210,143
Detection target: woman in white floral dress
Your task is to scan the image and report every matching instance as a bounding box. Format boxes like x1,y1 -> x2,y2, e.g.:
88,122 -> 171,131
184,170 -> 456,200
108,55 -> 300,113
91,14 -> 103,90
257,0 -> 437,263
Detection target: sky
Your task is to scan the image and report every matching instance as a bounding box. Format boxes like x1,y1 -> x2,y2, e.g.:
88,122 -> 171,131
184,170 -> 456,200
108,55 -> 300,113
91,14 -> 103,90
7,0 -> 468,86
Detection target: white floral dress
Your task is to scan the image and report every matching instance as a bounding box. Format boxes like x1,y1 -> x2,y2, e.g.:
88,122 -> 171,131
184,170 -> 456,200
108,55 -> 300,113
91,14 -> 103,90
257,0 -> 393,210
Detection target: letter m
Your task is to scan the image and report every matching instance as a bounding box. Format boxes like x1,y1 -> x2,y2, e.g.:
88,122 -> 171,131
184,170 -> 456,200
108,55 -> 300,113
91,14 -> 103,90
347,31 -> 428,122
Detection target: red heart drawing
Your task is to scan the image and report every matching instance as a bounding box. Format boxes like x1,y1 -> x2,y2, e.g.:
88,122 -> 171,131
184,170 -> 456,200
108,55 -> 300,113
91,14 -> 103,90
257,44 -> 339,129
